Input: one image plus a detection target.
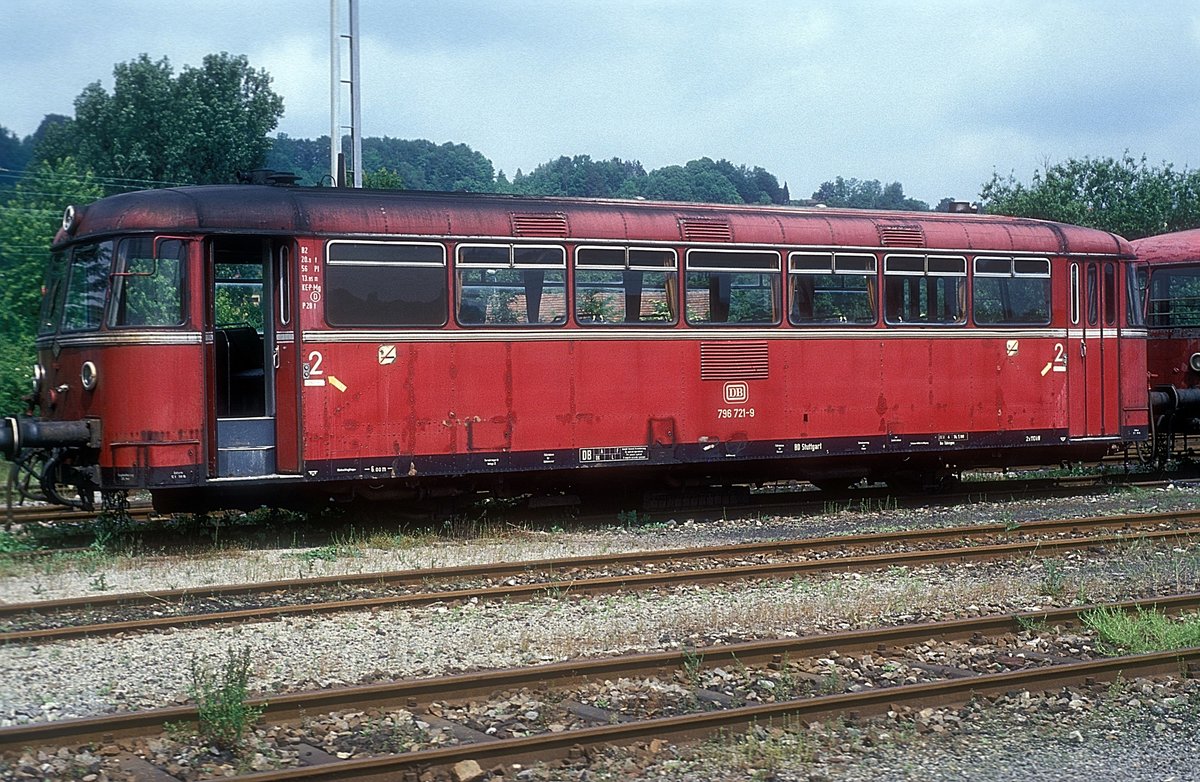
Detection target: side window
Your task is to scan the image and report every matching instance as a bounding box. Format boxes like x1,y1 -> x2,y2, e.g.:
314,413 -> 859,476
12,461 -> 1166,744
788,252 -> 877,325
109,237 -> 186,327
1086,263 -> 1099,326
575,247 -> 677,325
1070,263 -> 1081,325
972,257 -> 1051,325
326,241 -> 447,326
1103,262 -> 1117,326
61,241 -> 113,332
685,249 -> 781,325
457,244 -> 567,325
883,254 -> 966,325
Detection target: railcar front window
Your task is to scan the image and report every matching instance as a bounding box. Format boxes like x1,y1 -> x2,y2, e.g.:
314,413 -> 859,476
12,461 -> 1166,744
61,241 -> 113,332
457,244 -> 567,326
972,257 -> 1051,325
883,254 -> 966,325
1128,266 -> 1146,327
575,247 -> 677,325
38,251 -> 70,335
109,237 -> 186,327
326,241 -> 447,327
685,250 -> 781,325
788,252 -> 877,325
1147,268 -> 1200,327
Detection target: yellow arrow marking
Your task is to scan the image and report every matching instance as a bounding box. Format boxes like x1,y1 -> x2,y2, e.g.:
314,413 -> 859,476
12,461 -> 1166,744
328,375 -> 347,392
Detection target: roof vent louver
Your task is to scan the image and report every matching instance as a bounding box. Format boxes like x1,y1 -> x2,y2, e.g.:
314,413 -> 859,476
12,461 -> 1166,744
510,212 -> 569,237
877,224 -> 925,248
680,218 -> 733,243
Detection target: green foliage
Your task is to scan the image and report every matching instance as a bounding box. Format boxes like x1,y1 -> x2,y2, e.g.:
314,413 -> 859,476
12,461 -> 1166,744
980,153 -> 1200,239
0,158 -> 104,414
187,645 -> 265,750
1083,607 -> 1200,655
42,53 -> 284,187
622,158 -> 744,203
0,530 -> 35,554
268,135 -> 497,191
0,126 -> 34,187
363,167 -> 404,189
510,154 -> 646,197
811,176 -> 929,211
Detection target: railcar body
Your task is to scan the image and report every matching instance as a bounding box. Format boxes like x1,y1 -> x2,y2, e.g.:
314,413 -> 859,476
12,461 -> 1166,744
1130,228 -> 1200,459
1,184 -> 1146,511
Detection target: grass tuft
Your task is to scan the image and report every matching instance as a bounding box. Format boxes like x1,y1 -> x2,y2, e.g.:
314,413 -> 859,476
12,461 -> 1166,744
184,645 -> 265,750
1083,607 -> 1200,655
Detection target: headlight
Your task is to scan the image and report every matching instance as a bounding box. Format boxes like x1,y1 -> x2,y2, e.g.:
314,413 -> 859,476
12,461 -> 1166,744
31,364 -> 45,394
81,361 -> 98,391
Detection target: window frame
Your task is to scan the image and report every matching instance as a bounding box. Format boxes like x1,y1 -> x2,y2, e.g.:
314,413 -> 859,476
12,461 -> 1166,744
324,239 -> 449,328
107,236 -> 188,329
684,248 -> 782,326
59,240 -> 114,334
574,245 -> 678,326
970,255 -> 1052,327
787,251 -> 878,326
456,242 -> 568,327
882,253 -> 967,326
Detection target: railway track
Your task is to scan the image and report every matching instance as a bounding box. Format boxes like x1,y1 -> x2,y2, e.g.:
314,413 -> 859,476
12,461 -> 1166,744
0,470 -> 1185,563
4,508 -> 1199,644
2,593 -> 1197,780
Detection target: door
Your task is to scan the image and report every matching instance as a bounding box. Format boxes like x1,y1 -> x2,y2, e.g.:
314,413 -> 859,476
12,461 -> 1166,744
1068,260 -> 1120,438
272,244 -> 301,473
209,237 -> 277,477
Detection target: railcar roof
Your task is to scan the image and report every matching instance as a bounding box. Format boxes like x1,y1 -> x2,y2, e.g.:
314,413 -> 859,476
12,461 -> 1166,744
56,185 -> 1132,257
1130,228 -> 1200,264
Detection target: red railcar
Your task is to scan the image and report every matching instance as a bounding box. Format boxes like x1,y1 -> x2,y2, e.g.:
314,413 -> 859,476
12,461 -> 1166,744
1130,228 -> 1200,460
1,183 -> 1147,511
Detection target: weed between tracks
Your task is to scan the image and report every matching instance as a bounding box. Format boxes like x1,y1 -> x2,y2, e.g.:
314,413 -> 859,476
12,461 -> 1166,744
1083,607 -> 1200,655
166,645 -> 265,752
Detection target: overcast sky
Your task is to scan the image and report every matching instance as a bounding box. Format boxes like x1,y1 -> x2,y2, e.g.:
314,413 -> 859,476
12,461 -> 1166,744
4,1 -> 1199,204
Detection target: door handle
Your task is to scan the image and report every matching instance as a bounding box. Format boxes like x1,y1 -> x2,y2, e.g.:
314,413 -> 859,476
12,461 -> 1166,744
1080,342 -> 1086,358
273,346 -> 280,370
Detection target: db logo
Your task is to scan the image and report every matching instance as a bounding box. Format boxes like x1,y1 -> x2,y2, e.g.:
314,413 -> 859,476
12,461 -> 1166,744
723,381 -> 749,404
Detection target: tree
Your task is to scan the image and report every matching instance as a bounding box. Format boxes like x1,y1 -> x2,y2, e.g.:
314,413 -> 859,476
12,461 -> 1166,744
41,53 -> 284,188
266,133 -> 330,185
363,167 -> 404,189
360,137 -> 495,192
0,126 -> 33,181
509,155 -> 645,198
980,154 -> 1200,239
0,158 -> 104,414
711,159 -> 786,204
620,158 -> 744,204
811,177 -> 928,211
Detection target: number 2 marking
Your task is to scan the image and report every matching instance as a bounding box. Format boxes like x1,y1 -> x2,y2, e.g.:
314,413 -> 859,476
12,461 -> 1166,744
307,350 -> 324,376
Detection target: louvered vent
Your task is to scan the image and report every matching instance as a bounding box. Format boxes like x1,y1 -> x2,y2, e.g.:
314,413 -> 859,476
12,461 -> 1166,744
510,212 -> 569,237
877,224 -> 925,247
700,341 -> 769,381
680,218 -> 733,243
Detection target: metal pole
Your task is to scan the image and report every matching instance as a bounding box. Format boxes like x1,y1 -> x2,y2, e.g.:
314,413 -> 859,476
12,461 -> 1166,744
329,0 -> 341,186
349,0 -> 363,187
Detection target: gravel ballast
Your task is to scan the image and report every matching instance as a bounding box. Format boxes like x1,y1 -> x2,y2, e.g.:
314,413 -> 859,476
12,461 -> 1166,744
3,484 -> 1200,780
